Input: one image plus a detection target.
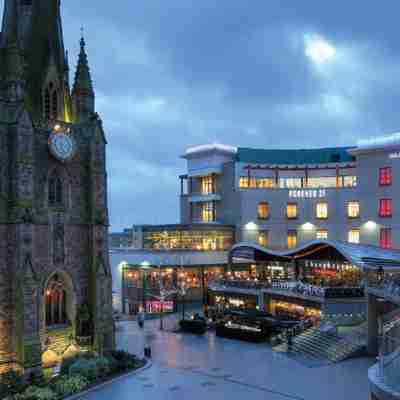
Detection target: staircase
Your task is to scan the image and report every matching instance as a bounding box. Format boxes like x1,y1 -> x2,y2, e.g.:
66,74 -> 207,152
289,327 -> 366,363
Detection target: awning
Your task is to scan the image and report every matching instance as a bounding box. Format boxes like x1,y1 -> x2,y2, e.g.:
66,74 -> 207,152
229,240 -> 400,271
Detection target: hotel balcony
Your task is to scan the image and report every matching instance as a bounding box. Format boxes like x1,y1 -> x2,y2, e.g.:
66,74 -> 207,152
188,193 -> 222,203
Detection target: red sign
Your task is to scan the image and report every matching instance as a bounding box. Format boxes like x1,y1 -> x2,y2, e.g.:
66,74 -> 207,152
146,300 -> 174,314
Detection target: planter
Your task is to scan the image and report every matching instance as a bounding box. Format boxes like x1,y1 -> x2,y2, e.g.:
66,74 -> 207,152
179,319 -> 207,334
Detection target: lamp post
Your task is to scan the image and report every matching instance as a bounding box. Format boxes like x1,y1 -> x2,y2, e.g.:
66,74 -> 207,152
139,261 -> 152,357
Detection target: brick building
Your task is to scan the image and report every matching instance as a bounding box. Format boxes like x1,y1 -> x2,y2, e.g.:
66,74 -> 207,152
0,0 -> 114,376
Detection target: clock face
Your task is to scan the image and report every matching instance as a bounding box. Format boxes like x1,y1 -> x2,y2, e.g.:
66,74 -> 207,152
48,131 -> 76,162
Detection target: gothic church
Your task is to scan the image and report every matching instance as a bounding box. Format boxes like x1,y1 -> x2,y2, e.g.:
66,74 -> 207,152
0,0 -> 114,375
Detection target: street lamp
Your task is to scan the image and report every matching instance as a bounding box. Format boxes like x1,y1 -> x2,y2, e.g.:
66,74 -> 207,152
139,261 -> 152,358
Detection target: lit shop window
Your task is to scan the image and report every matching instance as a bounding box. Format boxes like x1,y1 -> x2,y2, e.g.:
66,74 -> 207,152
286,203 -> 298,219
379,167 -> 392,186
201,176 -> 215,195
380,228 -> 392,249
379,199 -> 393,218
347,201 -> 360,218
316,202 -> 328,219
287,230 -> 297,249
348,229 -> 360,244
239,177 -> 274,189
257,202 -> 270,219
258,231 -> 269,247
202,202 -> 215,222
316,230 -> 328,240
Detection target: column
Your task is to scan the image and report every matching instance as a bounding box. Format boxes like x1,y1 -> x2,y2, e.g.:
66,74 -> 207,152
257,292 -> 265,311
367,293 -> 379,356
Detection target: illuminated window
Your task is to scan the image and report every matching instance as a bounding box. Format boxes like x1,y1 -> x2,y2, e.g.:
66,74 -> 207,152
258,231 -> 269,247
257,178 -> 275,188
316,230 -> 328,240
379,199 -> 392,217
380,228 -> 392,249
286,203 -> 298,219
280,178 -> 302,189
287,230 -> 297,249
202,202 -> 215,222
316,202 -> 328,219
201,176 -> 215,195
239,177 -> 249,188
348,229 -> 360,244
379,167 -> 392,186
342,176 -> 357,188
347,201 -> 360,218
257,202 -> 269,219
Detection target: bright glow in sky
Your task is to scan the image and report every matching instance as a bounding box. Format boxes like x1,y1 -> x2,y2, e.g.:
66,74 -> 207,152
304,35 -> 336,64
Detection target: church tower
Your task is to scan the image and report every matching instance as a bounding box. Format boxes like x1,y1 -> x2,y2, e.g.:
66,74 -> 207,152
0,0 -> 115,376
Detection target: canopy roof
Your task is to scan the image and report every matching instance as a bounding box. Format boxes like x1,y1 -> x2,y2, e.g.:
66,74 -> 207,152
230,240 -> 400,271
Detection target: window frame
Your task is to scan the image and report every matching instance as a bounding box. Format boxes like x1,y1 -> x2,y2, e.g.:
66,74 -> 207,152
380,228 -> 392,249
347,201 -> 360,219
316,202 -> 328,219
257,202 -> 270,220
316,229 -> 328,240
348,229 -> 360,244
287,230 -> 297,249
379,198 -> 393,218
258,230 -> 269,247
379,167 -> 392,186
286,202 -> 298,219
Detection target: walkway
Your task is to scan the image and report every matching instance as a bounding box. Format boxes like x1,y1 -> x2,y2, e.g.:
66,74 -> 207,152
82,317 -> 374,400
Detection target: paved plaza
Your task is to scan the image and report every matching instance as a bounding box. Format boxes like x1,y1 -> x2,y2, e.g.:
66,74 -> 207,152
82,317 -> 374,400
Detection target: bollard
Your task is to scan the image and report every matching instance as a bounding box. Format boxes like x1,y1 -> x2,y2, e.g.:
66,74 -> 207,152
144,346 -> 152,358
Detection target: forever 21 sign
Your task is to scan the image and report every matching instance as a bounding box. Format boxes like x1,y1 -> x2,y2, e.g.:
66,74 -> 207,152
289,189 -> 326,199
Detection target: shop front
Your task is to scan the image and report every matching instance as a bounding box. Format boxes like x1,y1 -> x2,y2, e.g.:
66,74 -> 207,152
268,297 -> 322,321
210,292 -> 258,311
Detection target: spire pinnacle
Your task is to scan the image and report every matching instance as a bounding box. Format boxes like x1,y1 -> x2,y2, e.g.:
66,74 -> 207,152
72,34 -> 95,121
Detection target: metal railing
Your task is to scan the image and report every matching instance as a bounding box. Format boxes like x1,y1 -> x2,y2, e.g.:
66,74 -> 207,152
209,279 -> 364,299
378,334 -> 400,388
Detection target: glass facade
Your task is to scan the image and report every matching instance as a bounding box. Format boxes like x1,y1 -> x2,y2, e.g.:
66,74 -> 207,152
239,175 -> 357,189
202,201 -> 216,222
143,227 -> 234,251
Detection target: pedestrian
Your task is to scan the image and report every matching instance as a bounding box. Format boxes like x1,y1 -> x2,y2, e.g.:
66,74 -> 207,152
137,309 -> 144,329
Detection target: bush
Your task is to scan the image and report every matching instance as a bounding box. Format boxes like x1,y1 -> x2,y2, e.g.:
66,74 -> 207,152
94,357 -> 110,378
14,386 -> 57,400
69,359 -> 99,382
105,350 -> 138,371
0,370 -> 26,398
60,352 -> 96,376
51,375 -> 89,397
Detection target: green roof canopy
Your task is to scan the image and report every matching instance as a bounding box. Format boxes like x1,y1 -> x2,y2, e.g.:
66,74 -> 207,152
236,146 -> 356,165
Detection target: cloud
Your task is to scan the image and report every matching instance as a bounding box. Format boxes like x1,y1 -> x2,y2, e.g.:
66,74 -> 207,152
2,0 -> 400,230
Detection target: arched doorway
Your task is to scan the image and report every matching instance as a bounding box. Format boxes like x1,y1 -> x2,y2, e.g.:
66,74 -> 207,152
42,271 -> 78,367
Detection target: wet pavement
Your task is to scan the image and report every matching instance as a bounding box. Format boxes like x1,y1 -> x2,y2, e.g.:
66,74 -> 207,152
82,317 -> 374,400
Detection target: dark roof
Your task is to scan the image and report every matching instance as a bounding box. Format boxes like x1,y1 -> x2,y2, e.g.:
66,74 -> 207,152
230,240 -> 400,271
236,146 -> 356,165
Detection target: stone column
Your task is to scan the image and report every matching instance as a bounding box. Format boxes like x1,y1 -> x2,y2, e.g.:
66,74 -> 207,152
367,293 -> 379,356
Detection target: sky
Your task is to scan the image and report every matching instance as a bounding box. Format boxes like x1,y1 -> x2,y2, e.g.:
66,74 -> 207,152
2,1 -> 400,231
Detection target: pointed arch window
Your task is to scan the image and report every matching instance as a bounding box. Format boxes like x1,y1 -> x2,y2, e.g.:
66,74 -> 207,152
43,82 -> 59,121
49,172 -> 63,206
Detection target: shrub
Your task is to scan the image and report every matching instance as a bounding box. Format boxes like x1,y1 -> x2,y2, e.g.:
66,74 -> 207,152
105,350 -> 138,371
0,370 -> 26,398
104,354 -> 118,375
60,352 -> 96,376
14,386 -> 57,400
51,375 -> 89,397
69,359 -> 99,382
94,357 -> 110,378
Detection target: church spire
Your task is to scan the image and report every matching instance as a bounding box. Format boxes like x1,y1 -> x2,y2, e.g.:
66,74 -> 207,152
1,0 -> 72,123
72,33 -> 95,122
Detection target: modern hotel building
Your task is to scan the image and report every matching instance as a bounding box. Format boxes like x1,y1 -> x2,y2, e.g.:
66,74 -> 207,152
179,137 -> 400,250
